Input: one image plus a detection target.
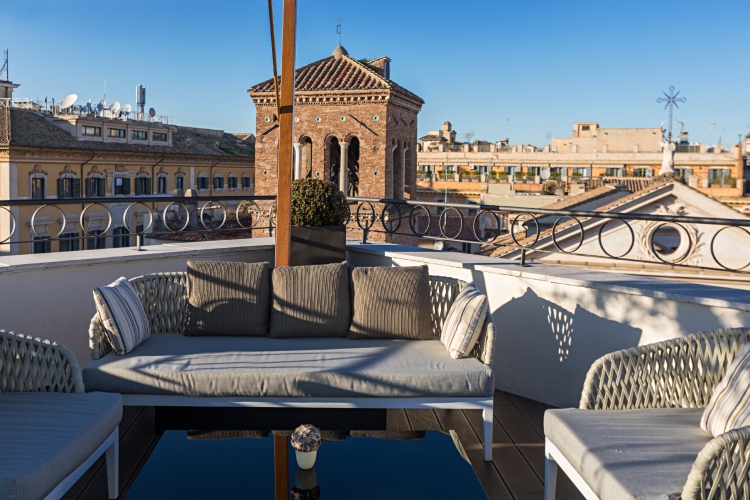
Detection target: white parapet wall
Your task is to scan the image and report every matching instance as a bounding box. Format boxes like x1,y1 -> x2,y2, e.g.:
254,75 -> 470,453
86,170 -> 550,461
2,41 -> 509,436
346,242 -> 750,408
0,239 -> 275,365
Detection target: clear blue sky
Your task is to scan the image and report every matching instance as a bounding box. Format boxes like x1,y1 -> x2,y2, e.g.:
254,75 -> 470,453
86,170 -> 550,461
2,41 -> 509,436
4,0 -> 748,146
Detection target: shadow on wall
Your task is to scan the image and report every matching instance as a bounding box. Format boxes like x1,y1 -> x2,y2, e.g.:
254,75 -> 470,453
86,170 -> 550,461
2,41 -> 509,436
493,287 -> 642,408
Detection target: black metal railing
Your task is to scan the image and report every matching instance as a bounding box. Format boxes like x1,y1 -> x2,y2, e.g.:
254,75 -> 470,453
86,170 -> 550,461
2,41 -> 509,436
346,197 -> 750,273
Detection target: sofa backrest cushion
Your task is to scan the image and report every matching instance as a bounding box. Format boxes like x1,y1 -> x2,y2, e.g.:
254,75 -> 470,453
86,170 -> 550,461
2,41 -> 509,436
269,262 -> 351,338
347,265 -> 432,340
185,261 -> 271,337
93,277 -> 151,355
441,283 -> 489,359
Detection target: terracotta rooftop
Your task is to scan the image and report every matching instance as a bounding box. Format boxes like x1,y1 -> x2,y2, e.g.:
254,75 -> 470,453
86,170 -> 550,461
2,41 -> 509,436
7,108 -> 254,158
419,134 -> 446,142
248,49 -> 423,104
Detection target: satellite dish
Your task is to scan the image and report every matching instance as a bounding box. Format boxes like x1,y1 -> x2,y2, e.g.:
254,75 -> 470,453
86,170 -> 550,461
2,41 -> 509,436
122,104 -> 132,113
434,240 -> 444,251
148,107 -> 156,118
59,94 -> 77,110
111,101 -> 121,113
541,168 -> 551,180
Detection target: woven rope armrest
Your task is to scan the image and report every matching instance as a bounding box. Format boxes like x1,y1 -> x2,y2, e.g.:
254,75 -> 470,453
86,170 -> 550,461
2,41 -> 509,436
428,276 -> 496,366
1,330 -> 83,393
681,426 -> 750,500
579,328 -> 750,410
89,272 -> 188,360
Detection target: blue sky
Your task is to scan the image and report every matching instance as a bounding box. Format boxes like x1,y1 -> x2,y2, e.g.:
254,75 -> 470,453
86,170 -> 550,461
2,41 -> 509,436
4,0 -> 748,146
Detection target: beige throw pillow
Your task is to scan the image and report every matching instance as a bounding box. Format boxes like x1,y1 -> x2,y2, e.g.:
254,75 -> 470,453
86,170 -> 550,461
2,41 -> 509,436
701,342 -> 750,436
441,283 -> 489,359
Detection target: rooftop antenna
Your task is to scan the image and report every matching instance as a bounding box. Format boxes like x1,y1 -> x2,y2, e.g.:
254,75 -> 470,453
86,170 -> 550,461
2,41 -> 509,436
0,49 -> 8,82
656,86 -> 686,142
136,85 -> 146,121
103,79 -> 107,106
337,17 -> 343,46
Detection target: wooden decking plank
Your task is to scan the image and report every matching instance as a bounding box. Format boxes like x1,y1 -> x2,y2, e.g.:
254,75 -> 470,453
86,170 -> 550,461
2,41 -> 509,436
386,408 -> 411,431
434,408 -> 514,500
494,404 -> 546,480
493,390 -> 513,406
462,409 -> 544,494
404,408 -> 442,430
506,392 -> 547,438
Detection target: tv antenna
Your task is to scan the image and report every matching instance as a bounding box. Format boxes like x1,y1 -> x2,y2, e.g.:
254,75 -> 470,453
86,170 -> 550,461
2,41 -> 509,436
0,49 -> 8,82
337,17 -> 343,46
656,86 -> 686,141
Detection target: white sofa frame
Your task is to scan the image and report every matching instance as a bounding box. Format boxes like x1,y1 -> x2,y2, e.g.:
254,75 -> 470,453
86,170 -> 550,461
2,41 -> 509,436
89,272 -> 497,462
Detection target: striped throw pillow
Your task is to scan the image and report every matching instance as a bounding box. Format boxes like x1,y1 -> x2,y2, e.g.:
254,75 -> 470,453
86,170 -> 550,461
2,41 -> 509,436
93,277 -> 150,356
441,284 -> 489,359
701,342 -> 750,436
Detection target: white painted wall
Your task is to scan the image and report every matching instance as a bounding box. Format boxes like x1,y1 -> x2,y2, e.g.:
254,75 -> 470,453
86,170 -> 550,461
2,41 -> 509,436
346,242 -> 750,407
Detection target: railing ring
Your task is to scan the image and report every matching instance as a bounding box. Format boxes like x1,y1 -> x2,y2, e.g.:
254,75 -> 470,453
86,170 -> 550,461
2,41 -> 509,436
408,205 -> 431,237
269,201 -> 277,227
551,216 -> 584,253
79,203 -> 113,237
597,219 -> 635,259
473,210 -> 501,243
710,226 -> 750,271
380,203 -> 402,234
510,213 -> 540,248
439,207 -> 463,239
199,200 -> 228,231
30,204 -> 66,239
122,202 -> 154,235
235,200 -> 261,229
162,202 -> 191,233
344,202 -> 353,225
648,222 -> 692,264
355,202 -> 375,230
0,207 -> 17,244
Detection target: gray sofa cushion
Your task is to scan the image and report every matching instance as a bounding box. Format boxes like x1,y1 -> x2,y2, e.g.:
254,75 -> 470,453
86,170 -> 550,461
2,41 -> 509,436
347,265 -> 432,340
185,261 -> 271,337
82,333 -> 494,398
545,408 -> 711,500
269,262 -> 350,338
0,392 -> 122,500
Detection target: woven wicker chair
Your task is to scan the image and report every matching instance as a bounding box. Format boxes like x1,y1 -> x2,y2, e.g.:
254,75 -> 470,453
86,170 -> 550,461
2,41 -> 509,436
545,328 -> 750,500
0,330 -> 121,499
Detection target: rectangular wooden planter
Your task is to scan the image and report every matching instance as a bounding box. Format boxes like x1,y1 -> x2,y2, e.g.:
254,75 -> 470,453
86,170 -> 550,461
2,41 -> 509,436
290,225 -> 347,267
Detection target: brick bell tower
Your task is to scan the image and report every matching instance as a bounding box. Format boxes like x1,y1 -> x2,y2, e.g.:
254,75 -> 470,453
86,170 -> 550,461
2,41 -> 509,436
248,45 -> 424,201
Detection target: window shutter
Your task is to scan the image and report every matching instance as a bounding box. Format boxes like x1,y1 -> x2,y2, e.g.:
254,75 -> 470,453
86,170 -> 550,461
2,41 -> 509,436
73,179 -> 81,198
145,178 -> 152,195
135,178 -> 142,195
85,179 -> 92,197
98,178 -> 106,196
57,179 -> 66,198
123,178 -> 131,195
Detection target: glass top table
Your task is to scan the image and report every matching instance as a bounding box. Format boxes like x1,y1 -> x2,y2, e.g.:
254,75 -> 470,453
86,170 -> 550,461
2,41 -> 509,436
126,429 -> 486,499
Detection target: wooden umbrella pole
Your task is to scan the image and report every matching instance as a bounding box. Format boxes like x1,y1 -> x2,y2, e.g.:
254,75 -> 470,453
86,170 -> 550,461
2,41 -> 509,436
273,0 -> 296,268
267,0 -> 281,120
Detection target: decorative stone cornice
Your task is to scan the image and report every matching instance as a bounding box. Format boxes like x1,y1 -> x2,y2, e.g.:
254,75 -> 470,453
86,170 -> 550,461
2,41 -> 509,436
5,146 -> 254,166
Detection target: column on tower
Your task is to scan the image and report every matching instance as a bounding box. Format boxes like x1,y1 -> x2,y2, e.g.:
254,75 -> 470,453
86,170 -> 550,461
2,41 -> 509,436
340,141 -> 349,194
293,142 -> 302,180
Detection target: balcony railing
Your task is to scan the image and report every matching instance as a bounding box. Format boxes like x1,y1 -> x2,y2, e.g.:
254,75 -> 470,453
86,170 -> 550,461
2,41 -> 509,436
2,194 -> 749,273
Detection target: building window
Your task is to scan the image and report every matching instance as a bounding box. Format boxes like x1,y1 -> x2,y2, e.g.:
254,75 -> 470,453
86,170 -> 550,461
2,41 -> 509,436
176,175 -> 185,191
86,177 -> 106,197
213,175 -> 224,190
135,176 -> 152,195
676,168 -> 692,182
708,168 -> 732,187
153,132 -> 167,142
198,175 -> 209,190
58,177 -> 80,199
82,126 -> 101,136
632,168 -> 653,178
31,177 -> 46,199
241,174 -> 251,189
132,130 -> 147,140
87,229 -> 106,250
32,237 -> 51,254
581,125 -> 590,132
605,168 -> 623,177
114,176 -> 131,195
572,167 -> 590,178
109,128 -> 126,138
112,227 -> 130,248
228,175 -> 238,189
158,176 -> 167,194
59,232 -> 80,252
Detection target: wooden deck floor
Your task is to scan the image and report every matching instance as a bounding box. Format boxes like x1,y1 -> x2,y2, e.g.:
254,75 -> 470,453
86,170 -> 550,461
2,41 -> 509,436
65,390 -> 583,500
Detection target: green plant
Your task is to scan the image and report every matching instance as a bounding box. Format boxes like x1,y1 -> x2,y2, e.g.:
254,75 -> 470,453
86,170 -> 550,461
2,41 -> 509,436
470,171 -> 480,179
526,172 -> 536,180
499,172 -> 509,180
291,178 -> 348,226
514,172 -> 524,181
438,170 -> 447,180
550,172 -> 560,180
489,171 -> 498,179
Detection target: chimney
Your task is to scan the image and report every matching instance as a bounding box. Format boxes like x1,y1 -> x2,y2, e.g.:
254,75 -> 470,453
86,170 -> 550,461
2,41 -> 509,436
368,57 -> 391,79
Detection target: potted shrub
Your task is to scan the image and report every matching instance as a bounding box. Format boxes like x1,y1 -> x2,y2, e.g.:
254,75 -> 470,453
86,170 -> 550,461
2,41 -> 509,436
514,171 -> 525,182
499,172 -> 509,181
290,178 -> 349,266
470,171 -> 480,181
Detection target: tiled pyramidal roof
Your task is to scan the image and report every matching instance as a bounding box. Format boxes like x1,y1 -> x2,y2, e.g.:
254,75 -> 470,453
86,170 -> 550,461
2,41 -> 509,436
249,50 -> 423,104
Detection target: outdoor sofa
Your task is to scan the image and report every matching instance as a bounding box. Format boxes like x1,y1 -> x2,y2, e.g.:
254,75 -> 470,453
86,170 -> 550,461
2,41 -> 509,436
83,265 -> 497,460
0,330 -> 121,500
544,328 -> 750,500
